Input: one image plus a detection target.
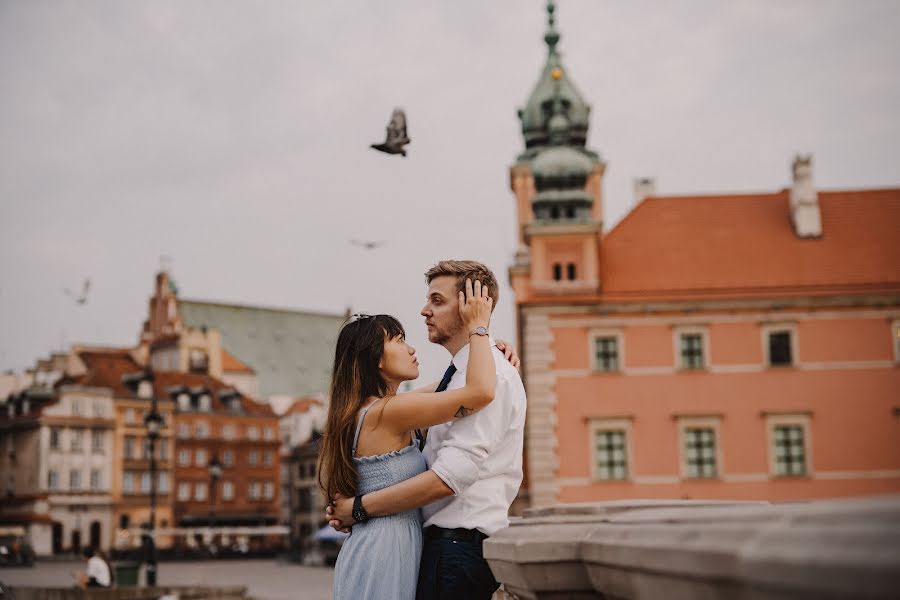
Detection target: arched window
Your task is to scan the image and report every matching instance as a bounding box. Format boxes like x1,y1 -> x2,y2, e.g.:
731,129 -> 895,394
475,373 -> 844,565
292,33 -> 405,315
552,263 -> 562,281
567,263 -> 577,280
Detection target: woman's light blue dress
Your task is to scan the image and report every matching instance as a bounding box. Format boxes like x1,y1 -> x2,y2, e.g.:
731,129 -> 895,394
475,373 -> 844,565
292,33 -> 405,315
333,403 -> 427,600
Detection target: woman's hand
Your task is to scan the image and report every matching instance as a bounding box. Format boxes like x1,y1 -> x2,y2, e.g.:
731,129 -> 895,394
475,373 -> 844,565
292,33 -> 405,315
458,278 -> 492,331
326,494 -> 354,532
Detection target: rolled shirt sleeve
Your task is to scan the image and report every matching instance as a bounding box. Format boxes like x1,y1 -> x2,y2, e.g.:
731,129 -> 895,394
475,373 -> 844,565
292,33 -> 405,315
429,375 -> 514,495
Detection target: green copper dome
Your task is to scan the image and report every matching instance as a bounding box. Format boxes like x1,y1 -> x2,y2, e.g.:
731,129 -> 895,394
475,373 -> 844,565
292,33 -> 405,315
518,1 -> 591,152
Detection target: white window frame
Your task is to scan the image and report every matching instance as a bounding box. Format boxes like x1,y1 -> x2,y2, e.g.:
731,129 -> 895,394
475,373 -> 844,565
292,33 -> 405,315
263,427 -> 275,441
588,417 -> 633,482
263,481 -> 274,500
48,469 -> 59,490
761,322 -> 798,368
222,480 -> 234,501
195,482 -> 208,501
588,328 -> 624,373
263,451 -> 273,466
50,428 -> 61,450
223,424 -> 236,440
178,449 -> 191,466
222,450 -> 234,466
137,381 -> 153,399
249,481 -> 261,500
195,448 -> 208,467
178,423 -> 190,439
673,325 -> 710,370
90,469 -> 101,491
70,428 -> 83,451
158,472 -> 170,494
70,469 -> 81,491
676,416 -> 722,480
247,426 -> 259,441
248,451 -> 258,466
124,408 -> 136,424
177,481 -> 191,501
766,413 -> 812,478
123,472 -> 134,495
140,472 -> 152,494
91,430 -> 104,453
195,421 -> 209,439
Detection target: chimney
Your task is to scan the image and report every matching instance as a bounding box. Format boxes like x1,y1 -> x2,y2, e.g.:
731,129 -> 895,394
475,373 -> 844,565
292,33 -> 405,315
790,154 -> 822,238
633,177 -> 657,204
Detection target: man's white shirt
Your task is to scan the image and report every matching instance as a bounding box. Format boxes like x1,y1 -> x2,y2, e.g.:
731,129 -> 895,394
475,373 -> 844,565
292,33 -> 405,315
87,555 -> 111,587
422,339 -> 527,536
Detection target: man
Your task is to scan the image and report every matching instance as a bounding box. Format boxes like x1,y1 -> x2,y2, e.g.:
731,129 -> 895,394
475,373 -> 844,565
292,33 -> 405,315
328,260 -> 527,600
74,547 -> 111,588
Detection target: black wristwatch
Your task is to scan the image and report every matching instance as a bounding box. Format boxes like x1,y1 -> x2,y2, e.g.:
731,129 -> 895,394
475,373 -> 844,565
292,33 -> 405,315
352,494 -> 369,524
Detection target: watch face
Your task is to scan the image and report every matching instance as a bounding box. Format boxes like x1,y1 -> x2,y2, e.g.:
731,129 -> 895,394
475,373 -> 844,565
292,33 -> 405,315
476,327 -> 487,335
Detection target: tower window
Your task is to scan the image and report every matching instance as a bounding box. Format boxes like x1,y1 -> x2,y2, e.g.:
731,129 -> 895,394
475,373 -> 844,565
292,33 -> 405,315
565,206 -> 576,219
552,263 -> 562,281
551,206 -> 560,219
567,263 -> 577,280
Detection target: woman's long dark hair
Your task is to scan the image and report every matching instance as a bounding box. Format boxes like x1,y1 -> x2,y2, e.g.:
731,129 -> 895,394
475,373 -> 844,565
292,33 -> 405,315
318,314 -> 405,503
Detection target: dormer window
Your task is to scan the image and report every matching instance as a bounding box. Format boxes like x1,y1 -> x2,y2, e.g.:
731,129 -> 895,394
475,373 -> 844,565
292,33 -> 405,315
177,393 -> 191,412
189,350 -> 209,374
137,381 -> 153,399
198,394 -> 211,412
551,206 -> 560,219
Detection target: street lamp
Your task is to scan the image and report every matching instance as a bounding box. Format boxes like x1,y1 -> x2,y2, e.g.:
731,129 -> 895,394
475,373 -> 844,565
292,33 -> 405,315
142,381 -> 163,587
207,455 -> 223,530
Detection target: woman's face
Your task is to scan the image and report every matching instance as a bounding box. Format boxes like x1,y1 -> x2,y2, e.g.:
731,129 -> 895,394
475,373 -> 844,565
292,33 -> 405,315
379,334 -> 419,383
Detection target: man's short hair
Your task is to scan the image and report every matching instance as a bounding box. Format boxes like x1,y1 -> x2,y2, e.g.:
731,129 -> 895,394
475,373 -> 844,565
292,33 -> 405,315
425,260 -> 499,311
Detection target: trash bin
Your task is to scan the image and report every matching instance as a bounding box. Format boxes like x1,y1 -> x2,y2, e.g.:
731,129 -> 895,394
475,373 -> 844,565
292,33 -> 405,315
112,561 -> 141,587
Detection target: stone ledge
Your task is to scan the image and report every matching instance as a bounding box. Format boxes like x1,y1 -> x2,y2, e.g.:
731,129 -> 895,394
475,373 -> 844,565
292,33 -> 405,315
485,496 -> 900,599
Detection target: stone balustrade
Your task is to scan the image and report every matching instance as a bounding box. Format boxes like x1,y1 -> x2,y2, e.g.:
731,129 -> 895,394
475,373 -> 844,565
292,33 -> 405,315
485,496 -> 900,599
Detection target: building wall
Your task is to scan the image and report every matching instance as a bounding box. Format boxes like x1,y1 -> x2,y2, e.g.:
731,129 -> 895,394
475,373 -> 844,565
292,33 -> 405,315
173,412 -> 280,525
530,305 -> 900,505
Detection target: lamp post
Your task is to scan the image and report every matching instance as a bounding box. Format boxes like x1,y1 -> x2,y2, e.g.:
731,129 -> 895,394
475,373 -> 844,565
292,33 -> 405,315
207,455 -> 223,532
143,388 -> 163,587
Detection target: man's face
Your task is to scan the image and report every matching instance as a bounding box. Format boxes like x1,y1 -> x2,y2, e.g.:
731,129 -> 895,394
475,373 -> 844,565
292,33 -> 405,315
421,275 -> 464,346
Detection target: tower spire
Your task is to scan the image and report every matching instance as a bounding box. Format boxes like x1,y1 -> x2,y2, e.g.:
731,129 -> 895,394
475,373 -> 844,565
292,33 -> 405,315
544,0 -> 560,55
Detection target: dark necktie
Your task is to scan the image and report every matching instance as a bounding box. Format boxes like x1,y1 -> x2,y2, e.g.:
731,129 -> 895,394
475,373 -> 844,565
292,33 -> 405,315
417,362 -> 457,450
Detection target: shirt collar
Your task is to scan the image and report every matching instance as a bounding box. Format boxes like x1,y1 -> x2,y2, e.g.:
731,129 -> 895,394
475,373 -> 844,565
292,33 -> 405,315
451,337 -> 497,373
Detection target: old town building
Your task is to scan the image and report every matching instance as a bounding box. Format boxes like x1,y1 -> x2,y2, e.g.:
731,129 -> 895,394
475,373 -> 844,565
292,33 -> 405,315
510,2 -> 900,508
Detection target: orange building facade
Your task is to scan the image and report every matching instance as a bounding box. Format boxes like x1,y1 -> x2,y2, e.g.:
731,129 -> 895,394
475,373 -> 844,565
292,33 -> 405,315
510,3 -> 900,508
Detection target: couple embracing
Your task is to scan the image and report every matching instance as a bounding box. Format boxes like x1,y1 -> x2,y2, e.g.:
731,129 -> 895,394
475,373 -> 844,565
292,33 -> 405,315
318,260 -> 526,599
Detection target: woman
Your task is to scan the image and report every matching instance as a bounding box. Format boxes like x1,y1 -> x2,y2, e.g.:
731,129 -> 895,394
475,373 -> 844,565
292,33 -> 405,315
318,279 -> 497,600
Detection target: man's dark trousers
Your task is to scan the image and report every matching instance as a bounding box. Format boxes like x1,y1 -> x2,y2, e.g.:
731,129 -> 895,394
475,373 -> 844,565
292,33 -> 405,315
416,535 -> 500,600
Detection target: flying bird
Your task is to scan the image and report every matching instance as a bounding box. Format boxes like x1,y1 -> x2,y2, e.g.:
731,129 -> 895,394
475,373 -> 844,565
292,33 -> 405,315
350,239 -> 386,250
370,109 -> 410,157
63,279 -> 91,305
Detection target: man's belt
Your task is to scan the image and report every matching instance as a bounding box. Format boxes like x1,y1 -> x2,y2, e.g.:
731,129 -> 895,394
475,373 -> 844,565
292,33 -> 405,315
424,525 -> 488,545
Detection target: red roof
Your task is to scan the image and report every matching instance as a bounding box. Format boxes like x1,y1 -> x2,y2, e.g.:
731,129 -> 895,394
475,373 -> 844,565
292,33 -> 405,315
593,187 -> 900,302
285,396 -> 323,416
69,349 -> 142,397
152,371 -> 274,417
65,348 -> 273,417
221,349 -> 255,374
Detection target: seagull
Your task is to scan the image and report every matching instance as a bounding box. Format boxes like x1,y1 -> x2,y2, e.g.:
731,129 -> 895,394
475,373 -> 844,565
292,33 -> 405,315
370,108 -> 410,157
350,239 -> 386,250
63,279 -> 91,305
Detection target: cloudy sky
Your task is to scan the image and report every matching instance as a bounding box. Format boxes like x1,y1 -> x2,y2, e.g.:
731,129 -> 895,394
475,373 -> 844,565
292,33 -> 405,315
2,0 -> 899,386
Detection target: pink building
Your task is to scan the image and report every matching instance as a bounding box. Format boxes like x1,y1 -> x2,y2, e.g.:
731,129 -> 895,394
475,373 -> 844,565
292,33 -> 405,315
509,3 -> 900,508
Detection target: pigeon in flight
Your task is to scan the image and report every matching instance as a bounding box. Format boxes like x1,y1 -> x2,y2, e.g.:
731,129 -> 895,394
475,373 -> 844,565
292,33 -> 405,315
64,278 -> 91,305
350,239 -> 386,250
370,109 -> 410,157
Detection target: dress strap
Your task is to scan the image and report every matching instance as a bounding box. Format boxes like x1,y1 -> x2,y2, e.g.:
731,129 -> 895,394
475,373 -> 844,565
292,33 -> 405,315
351,403 -> 374,457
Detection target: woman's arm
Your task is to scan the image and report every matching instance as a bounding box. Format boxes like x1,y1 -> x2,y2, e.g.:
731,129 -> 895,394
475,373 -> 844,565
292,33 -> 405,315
380,279 -> 496,433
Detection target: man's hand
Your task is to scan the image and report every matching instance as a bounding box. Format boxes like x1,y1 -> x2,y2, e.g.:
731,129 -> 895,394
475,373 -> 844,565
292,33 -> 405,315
495,339 -> 520,369
325,494 -> 355,532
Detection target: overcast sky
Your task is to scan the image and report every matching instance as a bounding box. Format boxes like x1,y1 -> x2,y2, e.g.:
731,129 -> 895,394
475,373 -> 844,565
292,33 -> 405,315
2,0 -> 899,387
